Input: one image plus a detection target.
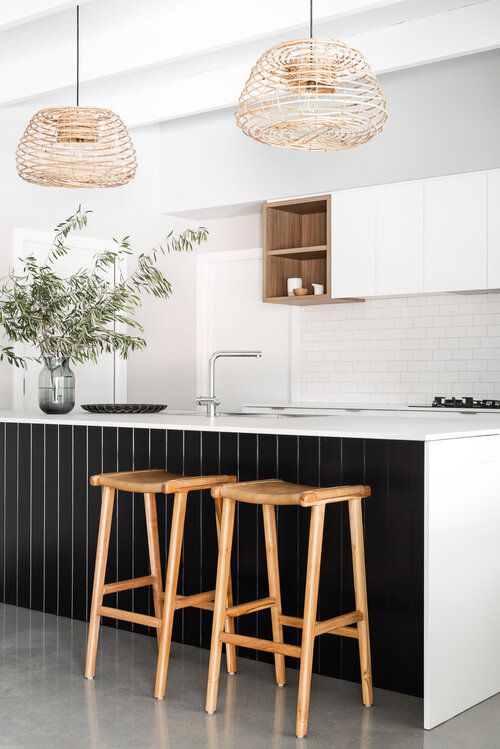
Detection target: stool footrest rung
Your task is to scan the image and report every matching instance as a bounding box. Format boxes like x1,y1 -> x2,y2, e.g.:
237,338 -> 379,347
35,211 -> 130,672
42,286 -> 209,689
279,610 -> 362,638
226,596 -> 275,618
103,575 -> 156,595
220,632 -> 301,658
98,606 -> 161,629
175,590 -> 215,611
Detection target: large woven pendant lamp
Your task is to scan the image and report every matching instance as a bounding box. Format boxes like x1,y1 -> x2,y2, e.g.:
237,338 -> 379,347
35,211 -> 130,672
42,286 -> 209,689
235,0 -> 387,151
16,6 -> 137,188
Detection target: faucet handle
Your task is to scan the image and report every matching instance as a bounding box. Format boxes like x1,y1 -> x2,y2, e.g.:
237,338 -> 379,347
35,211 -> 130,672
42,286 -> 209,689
196,396 -> 221,407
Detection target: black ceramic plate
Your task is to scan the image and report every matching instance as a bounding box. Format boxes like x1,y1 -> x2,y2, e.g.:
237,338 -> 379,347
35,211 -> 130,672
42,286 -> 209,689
81,404 -> 167,414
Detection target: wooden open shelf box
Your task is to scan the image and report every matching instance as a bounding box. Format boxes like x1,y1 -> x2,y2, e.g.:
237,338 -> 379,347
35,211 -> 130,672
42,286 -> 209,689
263,195 -> 331,304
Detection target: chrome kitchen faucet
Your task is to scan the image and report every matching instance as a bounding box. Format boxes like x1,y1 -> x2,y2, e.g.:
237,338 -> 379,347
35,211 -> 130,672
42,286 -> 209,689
196,350 -> 262,418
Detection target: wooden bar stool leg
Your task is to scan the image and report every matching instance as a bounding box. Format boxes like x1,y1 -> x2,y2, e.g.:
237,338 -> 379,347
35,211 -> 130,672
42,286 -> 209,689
214,496 -> 237,675
296,504 -> 325,738
262,504 -> 286,687
205,497 -> 236,714
84,486 -> 115,679
348,497 -> 373,707
154,492 -> 188,700
144,492 -> 163,625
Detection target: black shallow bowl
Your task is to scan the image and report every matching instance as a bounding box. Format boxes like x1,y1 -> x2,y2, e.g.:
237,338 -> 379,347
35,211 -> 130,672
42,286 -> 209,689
81,404 -> 167,415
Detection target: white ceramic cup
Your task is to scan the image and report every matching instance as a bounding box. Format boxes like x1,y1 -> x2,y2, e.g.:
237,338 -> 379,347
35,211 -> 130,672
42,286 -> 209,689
287,277 -> 303,296
312,283 -> 324,295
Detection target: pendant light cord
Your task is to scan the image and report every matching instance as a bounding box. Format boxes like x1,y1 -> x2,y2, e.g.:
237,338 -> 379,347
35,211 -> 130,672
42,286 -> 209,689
76,4 -> 80,106
309,0 -> 313,38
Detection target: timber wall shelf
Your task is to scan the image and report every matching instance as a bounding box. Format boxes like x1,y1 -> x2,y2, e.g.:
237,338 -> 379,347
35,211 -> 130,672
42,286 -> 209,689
263,195 -> 331,303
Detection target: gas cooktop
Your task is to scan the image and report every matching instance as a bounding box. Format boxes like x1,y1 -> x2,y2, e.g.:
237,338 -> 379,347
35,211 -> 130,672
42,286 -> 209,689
426,397 -> 500,409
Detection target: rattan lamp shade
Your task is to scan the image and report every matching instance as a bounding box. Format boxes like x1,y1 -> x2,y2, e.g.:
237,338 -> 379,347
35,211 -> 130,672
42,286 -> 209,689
235,38 -> 387,151
16,106 -> 137,188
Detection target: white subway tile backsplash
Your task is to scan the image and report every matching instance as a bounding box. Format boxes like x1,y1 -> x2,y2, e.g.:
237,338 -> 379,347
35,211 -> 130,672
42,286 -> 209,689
298,292 -> 500,405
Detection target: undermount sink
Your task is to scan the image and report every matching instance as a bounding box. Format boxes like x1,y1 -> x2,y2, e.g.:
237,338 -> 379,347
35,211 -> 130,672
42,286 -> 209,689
216,411 -> 323,418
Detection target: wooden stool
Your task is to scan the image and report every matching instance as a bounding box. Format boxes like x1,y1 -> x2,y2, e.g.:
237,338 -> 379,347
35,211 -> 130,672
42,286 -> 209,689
85,469 -> 237,700
205,479 -> 372,738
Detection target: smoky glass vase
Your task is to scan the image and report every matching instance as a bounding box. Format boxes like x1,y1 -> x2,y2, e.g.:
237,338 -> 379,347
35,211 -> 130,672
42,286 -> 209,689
38,357 -> 75,414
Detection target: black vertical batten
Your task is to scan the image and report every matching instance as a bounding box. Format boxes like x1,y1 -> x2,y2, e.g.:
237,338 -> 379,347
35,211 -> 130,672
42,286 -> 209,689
0,424 -> 424,697
4,423 -> 18,605
44,425 -> 58,614
58,425 -> 73,618
131,428 -> 151,636
73,426 -> 87,622
0,423 -> 5,603
17,424 -> 31,609
180,430 -> 202,646
116,428 -> 133,632
165,429 -> 184,642
200,431 -> 220,650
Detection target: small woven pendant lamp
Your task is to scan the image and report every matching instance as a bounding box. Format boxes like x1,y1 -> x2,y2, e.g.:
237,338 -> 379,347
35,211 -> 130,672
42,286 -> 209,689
17,6 -> 137,188
235,1 -> 387,151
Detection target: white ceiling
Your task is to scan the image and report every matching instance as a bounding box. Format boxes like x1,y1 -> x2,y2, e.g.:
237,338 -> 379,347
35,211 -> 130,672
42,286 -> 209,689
1,0 -> 498,126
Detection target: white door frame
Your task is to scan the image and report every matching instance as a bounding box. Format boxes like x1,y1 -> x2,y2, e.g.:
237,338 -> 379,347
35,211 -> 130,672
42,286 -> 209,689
196,247 -> 300,401
11,227 -> 127,409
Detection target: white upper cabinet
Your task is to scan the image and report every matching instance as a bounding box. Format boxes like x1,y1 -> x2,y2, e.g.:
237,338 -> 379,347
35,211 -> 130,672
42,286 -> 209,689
376,181 -> 424,296
424,173 -> 487,293
488,169 -> 500,290
323,169 -> 494,300
331,188 -> 376,298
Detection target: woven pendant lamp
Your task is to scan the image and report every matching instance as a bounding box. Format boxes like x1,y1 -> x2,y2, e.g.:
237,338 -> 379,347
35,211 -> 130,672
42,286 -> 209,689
235,3 -> 387,151
17,6 -> 136,188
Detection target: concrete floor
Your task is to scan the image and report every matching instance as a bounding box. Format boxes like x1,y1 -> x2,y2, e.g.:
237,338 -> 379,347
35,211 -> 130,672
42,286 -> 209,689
0,604 -> 498,748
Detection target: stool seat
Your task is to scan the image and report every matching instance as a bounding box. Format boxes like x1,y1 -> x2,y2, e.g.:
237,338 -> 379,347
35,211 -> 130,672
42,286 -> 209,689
90,469 -> 236,494
212,478 -> 371,506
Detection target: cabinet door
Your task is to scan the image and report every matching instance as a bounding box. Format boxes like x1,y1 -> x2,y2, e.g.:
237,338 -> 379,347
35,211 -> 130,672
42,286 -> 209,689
488,170 -> 500,289
331,188 -> 376,297
376,181 -> 424,295
424,173 -> 487,293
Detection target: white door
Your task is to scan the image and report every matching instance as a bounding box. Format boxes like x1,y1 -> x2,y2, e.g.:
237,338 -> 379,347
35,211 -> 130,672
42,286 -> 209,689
331,188 -> 376,298
12,229 -> 126,410
487,169 -> 500,289
424,172 -> 487,293
197,249 -> 294,411
376,181 -> 424,295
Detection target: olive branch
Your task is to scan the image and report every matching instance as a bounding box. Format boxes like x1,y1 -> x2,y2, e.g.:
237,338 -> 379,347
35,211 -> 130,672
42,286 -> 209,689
0,207 -> 208,368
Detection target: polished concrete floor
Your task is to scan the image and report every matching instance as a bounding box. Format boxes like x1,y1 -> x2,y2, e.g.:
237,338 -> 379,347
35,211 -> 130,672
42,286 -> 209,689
0,604 -> 498,749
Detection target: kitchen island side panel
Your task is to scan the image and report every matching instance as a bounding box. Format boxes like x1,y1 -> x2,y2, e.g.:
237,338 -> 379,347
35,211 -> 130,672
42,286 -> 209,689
0,424 -> 424,697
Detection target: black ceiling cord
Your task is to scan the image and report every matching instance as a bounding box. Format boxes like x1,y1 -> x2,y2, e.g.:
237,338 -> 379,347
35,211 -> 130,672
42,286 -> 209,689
309,0 -> 313,38
76,4 -> 80,106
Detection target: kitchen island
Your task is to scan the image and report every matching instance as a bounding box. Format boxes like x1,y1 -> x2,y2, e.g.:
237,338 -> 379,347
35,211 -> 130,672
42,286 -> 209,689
0,408 -> 499,730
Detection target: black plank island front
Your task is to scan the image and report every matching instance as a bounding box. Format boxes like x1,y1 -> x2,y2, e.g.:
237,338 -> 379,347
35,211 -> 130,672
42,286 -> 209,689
0,410 -> 499,730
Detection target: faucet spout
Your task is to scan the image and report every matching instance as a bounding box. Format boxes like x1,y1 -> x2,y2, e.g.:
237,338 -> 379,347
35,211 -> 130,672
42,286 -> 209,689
197,350 -> 263,418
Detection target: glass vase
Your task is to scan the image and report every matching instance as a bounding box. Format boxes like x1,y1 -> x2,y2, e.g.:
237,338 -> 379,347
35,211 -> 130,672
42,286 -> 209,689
38,357 -> 75,414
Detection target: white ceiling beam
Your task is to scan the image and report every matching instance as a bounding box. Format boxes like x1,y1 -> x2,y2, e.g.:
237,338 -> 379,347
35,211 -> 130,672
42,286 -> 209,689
0,0 -> 91,32
88,1 -> 500,129
0,0 -> 423,105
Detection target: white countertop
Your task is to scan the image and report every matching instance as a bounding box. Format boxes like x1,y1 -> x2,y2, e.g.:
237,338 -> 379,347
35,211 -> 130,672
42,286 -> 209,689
242,401 -> 500,413
1,409 -> 500,442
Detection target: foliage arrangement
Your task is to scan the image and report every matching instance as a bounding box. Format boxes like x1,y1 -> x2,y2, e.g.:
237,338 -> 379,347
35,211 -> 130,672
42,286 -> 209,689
0,207 -> 208,368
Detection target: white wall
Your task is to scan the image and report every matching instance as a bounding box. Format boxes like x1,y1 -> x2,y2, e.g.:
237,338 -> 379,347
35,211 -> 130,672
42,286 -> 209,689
160,50 -> 500,216
0,103 -> 198,409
